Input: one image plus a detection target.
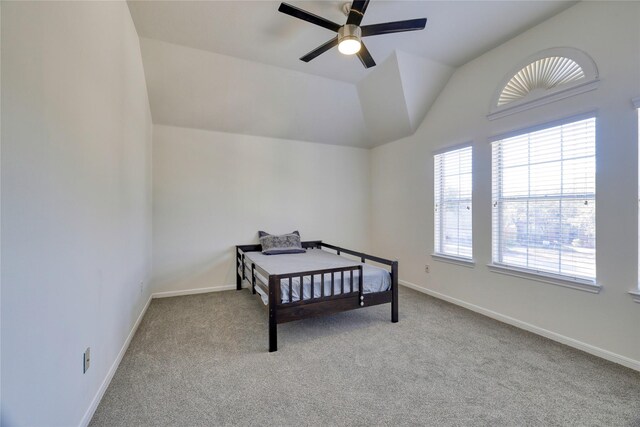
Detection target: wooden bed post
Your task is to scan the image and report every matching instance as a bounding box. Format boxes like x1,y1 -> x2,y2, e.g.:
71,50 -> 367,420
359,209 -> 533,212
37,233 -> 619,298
235,246 -> 242,291
391,261 -> 399,323
268,274 -> 278,352
251,263 -> 256,295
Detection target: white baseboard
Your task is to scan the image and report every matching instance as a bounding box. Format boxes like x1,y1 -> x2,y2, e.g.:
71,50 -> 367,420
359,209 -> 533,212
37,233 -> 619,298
400,280 -> 640,372
151,284 -> 237,299
79,294 -> 153,427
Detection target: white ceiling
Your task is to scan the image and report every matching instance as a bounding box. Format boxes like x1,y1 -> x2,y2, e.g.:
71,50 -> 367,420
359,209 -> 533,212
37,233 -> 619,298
128,0 -> 577,147
129,0 -> 575,84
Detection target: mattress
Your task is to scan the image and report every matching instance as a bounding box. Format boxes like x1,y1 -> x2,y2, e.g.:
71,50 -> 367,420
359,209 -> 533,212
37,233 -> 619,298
240,249 -> 391,305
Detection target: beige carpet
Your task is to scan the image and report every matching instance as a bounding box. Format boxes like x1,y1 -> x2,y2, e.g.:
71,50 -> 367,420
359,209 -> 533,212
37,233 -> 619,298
90,286 -> 640,426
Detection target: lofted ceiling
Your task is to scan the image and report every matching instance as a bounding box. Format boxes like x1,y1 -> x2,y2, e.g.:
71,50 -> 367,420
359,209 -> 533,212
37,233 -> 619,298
128,0 -> 576,148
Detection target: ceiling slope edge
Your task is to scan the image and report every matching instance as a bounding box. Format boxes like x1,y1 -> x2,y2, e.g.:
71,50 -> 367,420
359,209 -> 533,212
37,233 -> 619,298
356,51 -> 454,147
357,52 -> 412,146
395,51 -> 454,132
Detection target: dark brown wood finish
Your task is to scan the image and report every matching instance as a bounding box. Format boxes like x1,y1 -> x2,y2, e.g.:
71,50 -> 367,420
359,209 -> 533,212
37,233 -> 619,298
236,241 -> 398,352
363,290 -> 392,305
277,295 -> 361,323
235,249 -> 242,290
268,274 -> 278,352
391,261 -> 399,322
319,242 -> 395,266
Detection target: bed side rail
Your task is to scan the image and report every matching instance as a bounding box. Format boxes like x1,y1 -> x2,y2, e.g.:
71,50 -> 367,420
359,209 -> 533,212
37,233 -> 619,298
319,242 -> 395,266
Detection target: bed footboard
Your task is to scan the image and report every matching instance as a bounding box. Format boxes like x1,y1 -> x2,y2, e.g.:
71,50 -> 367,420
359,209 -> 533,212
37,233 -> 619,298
268,264 -> 365,352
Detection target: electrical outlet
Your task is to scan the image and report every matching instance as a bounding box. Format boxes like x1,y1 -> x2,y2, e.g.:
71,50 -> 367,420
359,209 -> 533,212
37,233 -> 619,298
425,264 -> 430,273
83,347 -> 90,373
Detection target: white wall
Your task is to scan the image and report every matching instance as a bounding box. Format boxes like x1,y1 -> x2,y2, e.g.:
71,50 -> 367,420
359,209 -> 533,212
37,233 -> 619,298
152,124 -> 371,293
371,1 -> 640,367
1,2 -> 152,425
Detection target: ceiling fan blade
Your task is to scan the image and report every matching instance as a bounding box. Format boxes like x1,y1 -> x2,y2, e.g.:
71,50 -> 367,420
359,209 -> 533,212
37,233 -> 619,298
278,3 -> 341,33
356,42 -> 376,68
300,37 -> 339,62
346,0 -> 370,26
361,18 -> 427,37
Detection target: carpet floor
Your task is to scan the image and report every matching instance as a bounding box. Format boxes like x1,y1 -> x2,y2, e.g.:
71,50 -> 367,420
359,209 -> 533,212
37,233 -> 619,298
90,286 -> 640,426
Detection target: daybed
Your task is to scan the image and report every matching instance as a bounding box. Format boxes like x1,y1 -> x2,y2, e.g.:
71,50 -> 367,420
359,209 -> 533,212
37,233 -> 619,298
236,240 -> 398,352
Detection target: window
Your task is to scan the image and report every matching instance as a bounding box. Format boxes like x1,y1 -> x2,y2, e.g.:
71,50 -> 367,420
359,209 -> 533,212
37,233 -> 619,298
498,56 -> 585,107
488,48 -> 599,120
434,146 -> 472,260
491,116 -> 596,283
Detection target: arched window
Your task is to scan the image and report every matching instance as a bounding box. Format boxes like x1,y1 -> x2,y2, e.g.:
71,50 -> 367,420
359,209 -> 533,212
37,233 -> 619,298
488,48 -> 599,120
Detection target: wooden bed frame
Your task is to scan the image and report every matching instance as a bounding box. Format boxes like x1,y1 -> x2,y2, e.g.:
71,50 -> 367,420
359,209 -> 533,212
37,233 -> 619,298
236,240 -> 398,352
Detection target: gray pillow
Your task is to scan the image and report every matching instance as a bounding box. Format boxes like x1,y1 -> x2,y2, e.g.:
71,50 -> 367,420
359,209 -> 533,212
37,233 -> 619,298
258,230 -> 306,255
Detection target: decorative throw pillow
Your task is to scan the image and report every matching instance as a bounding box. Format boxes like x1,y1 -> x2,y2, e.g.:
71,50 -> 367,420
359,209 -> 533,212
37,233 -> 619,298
258,230 -> 306,255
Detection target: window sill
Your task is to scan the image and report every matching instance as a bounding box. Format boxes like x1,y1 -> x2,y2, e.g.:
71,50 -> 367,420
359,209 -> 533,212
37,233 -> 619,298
629,290 -> 640,304
487,263 -> 600,294
432,253 -> 475,268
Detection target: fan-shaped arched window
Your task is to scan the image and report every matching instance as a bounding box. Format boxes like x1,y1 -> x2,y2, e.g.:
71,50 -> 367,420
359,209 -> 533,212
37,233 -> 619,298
488,48 -> 599,120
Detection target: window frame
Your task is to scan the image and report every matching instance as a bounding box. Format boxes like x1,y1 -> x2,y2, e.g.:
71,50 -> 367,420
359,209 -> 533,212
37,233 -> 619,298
634,97 -> 640,302
488,113 -> 600,293
432,143 -> 474,265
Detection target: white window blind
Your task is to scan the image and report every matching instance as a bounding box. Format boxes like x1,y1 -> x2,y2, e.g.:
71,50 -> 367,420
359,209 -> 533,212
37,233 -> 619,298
434,146 -> 472,259
492,117 -> 596,281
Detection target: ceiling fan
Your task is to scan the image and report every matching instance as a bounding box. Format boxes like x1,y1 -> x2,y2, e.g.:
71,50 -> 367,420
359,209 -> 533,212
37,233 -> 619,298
278,0 -> 427,69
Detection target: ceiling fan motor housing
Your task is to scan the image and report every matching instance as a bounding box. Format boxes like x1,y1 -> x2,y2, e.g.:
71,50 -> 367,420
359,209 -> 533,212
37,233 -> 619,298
339,24 -> 361,40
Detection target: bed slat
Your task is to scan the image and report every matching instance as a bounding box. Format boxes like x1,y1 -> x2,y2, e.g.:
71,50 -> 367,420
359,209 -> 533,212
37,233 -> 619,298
350,270 -> 354,293
331,272 -> 334,296
299,275 -> 304,301
251,263 -> 256,295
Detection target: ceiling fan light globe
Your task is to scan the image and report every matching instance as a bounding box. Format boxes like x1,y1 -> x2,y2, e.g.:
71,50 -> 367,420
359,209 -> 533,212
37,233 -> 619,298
338,38 -> 361,55
337,24 -> 362,56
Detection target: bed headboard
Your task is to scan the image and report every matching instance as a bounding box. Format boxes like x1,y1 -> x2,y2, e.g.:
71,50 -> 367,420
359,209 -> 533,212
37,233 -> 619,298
236,240 -> 322,253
